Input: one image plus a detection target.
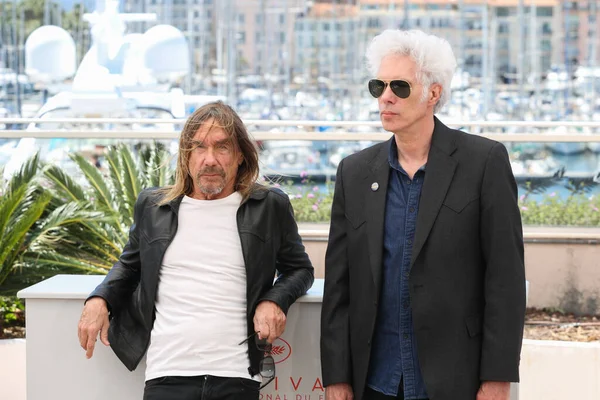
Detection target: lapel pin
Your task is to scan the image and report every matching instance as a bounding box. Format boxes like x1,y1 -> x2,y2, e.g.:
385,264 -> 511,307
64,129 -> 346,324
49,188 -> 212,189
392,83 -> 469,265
371,182 -> 379,192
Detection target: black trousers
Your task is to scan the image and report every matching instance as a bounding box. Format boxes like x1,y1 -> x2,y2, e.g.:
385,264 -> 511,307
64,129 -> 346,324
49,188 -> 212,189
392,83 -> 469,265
143,375 -> 260,400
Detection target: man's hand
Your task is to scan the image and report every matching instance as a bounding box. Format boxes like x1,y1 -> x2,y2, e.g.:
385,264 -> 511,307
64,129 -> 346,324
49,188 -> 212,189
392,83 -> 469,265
477,381 -> 510,400
77,297 -> 110,359
325,383 -> 353,400
253,301 -> 286,343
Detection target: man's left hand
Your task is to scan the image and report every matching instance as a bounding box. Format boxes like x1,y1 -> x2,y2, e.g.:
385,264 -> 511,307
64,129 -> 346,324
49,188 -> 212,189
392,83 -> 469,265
253,301 -> 286,343
477,381 -> 511,400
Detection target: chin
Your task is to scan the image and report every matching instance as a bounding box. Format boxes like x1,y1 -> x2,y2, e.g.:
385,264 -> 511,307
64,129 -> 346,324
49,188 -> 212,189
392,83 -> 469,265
381,120 -> 405,133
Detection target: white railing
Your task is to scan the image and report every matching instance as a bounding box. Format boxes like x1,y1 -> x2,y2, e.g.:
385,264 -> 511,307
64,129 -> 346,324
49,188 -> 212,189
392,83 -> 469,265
1,118 -> 600,142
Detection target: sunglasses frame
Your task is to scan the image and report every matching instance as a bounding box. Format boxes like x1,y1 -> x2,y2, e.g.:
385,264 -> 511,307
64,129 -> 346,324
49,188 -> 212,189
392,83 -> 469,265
368,79 -> 412,99
239,331 -> 276,390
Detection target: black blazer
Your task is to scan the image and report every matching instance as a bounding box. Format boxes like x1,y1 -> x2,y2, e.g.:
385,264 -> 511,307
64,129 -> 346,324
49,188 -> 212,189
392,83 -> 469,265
320,117 -> 526,400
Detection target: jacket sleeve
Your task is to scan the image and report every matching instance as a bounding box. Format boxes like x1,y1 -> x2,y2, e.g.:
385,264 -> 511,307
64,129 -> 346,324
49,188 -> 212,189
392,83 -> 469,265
320,159 -> 352,387
479,143 -> 526,382
258,192 -> 314,315
86,191 -> 146,313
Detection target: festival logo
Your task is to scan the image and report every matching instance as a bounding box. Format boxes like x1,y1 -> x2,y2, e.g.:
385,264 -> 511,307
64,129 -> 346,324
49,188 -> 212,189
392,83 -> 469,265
271,337 -> 292,364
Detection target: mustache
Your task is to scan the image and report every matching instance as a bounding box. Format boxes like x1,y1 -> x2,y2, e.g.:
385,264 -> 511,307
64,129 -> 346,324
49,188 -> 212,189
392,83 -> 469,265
197,167 -> 226,177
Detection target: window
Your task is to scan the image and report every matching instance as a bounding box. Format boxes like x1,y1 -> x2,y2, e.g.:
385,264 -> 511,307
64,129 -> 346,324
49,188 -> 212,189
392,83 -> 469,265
541,39 -> 551,52
256,14 -> 262,24
238,14 -> 245,24
367,17 -> 380,29
280,14 -> 285,24
280,32 -> 285,44
497,7 -> 510,17
323,22 -> 331,31
255,31 -> 262,44
537,7 -> 553,17
238,32 -> 246,44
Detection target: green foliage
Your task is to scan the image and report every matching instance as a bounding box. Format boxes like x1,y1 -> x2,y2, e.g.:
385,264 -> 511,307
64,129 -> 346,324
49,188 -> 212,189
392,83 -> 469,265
0,143 -> 174,295
0,296 -> 25,338
0,154 -> 52,293
277,179 -> 334,223
519,193 -> 600,227
29,143 -> 174,277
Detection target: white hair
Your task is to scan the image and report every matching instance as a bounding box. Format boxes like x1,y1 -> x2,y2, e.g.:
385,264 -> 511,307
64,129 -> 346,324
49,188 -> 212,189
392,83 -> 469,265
365,29 -> 457,113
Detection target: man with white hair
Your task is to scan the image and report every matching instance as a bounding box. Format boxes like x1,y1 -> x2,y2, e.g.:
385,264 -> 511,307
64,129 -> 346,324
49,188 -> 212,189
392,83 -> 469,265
321,30 -> 525,400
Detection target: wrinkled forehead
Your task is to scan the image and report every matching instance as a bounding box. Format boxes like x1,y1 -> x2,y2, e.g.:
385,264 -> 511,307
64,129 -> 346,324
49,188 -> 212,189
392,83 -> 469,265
193,124 -> 230,142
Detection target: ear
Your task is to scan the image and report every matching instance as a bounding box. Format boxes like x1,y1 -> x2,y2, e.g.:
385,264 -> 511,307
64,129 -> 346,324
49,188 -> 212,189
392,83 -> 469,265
428,83 -> 442,107
238,153 -> 244,166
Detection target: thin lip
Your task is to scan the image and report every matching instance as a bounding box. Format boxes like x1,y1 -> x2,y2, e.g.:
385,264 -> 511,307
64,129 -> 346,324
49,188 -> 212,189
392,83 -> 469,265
380,111 -> 397,115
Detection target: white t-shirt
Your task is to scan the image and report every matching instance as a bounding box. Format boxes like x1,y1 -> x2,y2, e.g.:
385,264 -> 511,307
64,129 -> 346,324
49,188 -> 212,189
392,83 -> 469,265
145,192 -> 258,382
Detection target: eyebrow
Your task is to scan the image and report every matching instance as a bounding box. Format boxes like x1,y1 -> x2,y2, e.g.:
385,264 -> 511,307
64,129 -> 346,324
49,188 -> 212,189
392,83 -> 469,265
377,78 -> 414,84
191,138 -> 232,147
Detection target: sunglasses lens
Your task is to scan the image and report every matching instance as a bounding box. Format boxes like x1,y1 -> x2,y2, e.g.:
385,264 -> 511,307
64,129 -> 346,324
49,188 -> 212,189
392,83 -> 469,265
368,79 -> 385,98
260,356 -> 276,378
390,80 -> 411,98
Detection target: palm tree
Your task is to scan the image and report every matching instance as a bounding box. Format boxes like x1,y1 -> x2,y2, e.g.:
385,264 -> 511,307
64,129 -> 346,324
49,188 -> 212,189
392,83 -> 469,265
0,153 -> 52,293
28,142 -> 175,275
0,142 -> 174,294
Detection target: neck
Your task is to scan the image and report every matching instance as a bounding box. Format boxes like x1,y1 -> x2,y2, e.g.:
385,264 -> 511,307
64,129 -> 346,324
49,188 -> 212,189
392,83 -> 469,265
191,184 -> 236,201
393,114 -> 435,165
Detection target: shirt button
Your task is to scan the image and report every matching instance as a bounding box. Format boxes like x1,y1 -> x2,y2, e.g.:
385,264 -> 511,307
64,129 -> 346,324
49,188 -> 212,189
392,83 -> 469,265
407,180 -> 411,185
407,239 -> 412,245
403,302 -> 409,309
409,207 -> 415,213
403,334 -> 409,340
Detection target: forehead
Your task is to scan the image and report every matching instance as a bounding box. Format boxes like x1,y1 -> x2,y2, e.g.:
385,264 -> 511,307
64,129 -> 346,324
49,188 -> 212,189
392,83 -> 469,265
377,54 -> 418,81
192,122 -> 230,143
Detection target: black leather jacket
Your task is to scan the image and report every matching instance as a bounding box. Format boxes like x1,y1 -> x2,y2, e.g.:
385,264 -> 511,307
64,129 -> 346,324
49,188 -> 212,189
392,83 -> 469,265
88,185 -> 314,375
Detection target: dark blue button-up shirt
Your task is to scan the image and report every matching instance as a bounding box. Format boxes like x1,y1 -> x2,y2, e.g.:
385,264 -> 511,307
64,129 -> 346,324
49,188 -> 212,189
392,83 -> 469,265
366,139 -> 428,399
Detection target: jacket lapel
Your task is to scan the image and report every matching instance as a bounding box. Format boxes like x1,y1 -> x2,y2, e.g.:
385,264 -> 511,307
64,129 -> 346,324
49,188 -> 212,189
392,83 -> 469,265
410,118 -> 458,267
365,139 -> 392,293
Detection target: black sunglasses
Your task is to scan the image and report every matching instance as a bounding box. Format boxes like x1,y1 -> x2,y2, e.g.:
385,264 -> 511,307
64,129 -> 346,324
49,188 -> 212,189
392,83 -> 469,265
239,332 -> 276,390
368,79 -> 412,99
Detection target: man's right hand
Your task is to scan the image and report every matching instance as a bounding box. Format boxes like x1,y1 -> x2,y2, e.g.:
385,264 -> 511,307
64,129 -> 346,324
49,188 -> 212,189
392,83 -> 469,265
326,383 -> 354,400
77,297 -> 110,359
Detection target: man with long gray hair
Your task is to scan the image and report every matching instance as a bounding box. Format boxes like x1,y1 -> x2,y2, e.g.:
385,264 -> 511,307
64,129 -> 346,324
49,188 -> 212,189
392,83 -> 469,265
78,101 -> 314,400
321,30 -> 525,400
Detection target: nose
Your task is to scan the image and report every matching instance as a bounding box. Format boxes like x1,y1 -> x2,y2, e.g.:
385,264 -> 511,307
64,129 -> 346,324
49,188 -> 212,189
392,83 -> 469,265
203,147 -> 218,165
379,84 -> 397,104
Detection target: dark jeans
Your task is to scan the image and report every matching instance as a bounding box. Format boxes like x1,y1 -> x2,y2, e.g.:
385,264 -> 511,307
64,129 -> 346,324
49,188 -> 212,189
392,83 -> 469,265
143,375 -> 260,400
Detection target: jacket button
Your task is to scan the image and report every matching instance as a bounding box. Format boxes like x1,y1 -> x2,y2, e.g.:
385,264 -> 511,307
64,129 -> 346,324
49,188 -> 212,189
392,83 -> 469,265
367,339 -> 371,346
